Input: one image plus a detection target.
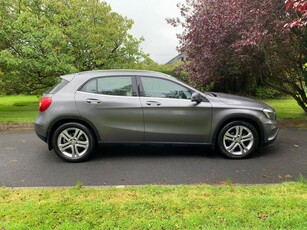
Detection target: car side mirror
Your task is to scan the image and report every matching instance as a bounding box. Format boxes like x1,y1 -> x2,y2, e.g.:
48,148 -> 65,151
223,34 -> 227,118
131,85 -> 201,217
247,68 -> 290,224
191,92 -> 202,103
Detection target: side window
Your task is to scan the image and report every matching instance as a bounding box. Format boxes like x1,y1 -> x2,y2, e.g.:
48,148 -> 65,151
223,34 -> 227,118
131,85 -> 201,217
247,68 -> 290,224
98,77 -> 133,96
141,77 -> 192,99
80,77 -> 134,96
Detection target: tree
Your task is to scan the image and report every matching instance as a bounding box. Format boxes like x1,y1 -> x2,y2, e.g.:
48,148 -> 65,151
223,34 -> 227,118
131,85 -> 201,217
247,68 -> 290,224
168,0 -> 287,88
168,0 -> 307,112
285,0 -> 307,28
0,0 -> 146,94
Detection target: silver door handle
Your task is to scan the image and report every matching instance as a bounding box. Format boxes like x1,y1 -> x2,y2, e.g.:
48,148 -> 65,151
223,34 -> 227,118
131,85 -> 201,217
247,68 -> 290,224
146,101 -> 161,106
86,98 -> 101,104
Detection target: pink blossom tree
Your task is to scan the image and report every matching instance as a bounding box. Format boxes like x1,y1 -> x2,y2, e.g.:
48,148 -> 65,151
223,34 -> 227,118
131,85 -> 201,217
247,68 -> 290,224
285,0 -> 307,28
168,0 -> 307,112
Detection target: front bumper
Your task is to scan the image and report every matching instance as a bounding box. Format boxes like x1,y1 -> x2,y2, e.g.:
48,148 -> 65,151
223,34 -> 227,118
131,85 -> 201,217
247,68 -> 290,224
263,121 -> 278,145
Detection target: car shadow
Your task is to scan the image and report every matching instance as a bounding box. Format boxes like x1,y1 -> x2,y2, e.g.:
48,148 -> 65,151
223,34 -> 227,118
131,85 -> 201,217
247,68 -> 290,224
89,140 -> 283,162
92,144 -> 220,160
251,142 -> 281,159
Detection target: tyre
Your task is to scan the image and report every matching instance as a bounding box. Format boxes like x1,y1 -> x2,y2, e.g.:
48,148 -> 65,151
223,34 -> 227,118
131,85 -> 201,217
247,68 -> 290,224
52,122 -> 95,162
217,121 -> 258,159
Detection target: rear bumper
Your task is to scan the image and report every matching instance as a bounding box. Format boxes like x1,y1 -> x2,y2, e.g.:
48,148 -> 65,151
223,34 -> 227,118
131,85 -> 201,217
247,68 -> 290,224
35,122 -> 53,150
34,123 -> 47,143
34,114 -> 50,144
35,128 -> 47,142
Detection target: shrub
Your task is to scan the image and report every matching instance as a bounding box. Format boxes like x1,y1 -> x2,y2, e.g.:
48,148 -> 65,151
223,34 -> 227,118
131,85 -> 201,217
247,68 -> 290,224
253,86 -> 282,99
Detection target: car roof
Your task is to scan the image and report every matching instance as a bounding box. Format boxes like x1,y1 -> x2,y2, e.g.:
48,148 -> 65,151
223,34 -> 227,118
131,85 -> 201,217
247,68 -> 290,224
61,69 -> 177,82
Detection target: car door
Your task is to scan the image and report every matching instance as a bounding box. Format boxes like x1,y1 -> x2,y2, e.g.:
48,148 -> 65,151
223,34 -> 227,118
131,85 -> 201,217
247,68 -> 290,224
138,76 -> 212,143
75,76 -> 144,142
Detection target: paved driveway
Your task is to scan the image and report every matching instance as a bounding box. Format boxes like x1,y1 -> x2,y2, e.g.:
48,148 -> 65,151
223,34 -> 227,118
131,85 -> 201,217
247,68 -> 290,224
0,128 -> 306,187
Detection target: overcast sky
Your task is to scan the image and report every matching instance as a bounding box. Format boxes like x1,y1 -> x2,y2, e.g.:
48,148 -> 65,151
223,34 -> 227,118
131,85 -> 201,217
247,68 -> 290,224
104,0 -> 185,64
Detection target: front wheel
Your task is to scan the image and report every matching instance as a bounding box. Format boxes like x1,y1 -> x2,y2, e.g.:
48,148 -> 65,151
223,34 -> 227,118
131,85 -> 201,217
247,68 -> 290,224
217,121 -> 258,159
52,123 -> 95,162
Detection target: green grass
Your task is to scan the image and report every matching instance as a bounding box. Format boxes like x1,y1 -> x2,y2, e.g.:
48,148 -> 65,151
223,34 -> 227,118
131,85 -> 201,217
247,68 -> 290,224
262,98 -> 307,120
0,95 -> 306,122
0,96 -> 306,228
0,183 -> 306,229
0,95 -> 39,122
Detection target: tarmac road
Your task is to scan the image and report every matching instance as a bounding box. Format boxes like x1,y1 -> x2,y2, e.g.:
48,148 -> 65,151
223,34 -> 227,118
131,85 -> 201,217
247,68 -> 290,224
0,128 -> 306,187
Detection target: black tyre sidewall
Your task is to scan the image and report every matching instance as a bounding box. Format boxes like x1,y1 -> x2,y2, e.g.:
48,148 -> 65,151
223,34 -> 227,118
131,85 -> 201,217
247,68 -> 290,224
217,121 -> 259,159
52,122 -> 95,162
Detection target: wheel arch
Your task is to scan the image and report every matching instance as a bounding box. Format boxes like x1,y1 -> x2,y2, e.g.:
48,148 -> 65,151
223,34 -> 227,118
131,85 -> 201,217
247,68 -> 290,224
47,116 -> 101,150
212,116 -> 264,148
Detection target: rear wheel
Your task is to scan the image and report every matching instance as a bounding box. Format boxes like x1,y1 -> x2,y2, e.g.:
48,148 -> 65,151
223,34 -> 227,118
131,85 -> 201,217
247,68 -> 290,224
52,122 -> 95,162
217,121 -> 258,159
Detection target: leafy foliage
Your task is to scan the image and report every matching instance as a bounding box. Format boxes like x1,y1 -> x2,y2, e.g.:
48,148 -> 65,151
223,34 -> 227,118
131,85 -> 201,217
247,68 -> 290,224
168,0 -> 283,86
253,87 -> 282,99
168,0 -> 307,112
0,0 -> 146,94
285,0 -> 307,28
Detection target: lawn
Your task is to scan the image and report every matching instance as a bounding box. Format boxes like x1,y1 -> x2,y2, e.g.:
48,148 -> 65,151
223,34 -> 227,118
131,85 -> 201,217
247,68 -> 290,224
0,96 -> 306,229
0,182 -> 306,229
0,95 -> 306,122
0,95 -> 39,122
262,98 -> 307,120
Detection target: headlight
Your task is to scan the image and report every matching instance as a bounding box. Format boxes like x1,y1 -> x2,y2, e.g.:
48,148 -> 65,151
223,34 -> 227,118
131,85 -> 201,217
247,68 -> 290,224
263,109 -> 276,120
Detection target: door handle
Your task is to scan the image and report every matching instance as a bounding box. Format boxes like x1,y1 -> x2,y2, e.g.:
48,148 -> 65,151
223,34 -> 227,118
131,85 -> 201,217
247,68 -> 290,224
86,98 -> 101,104
146,101 -> 161,106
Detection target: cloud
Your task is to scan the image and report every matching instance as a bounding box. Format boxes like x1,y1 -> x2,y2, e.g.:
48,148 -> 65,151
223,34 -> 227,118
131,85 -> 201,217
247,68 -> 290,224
104,0 -> 184,64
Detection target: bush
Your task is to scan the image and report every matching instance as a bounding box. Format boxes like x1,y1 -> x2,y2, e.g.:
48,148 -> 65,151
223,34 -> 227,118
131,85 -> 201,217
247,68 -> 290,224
253,86 -> 282,99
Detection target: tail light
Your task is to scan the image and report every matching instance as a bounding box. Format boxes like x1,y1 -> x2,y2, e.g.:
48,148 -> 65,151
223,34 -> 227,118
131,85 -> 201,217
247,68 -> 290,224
39,97 -> 52,112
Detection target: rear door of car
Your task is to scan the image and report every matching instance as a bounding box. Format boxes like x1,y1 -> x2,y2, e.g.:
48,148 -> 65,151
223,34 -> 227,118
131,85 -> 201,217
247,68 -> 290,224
75,76 -> 144,142
137,76 -> 212,143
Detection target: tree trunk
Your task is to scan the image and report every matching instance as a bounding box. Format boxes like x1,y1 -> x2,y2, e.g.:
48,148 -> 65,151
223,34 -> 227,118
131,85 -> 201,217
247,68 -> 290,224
293,94 -> 307,113
267,82 -> 307,113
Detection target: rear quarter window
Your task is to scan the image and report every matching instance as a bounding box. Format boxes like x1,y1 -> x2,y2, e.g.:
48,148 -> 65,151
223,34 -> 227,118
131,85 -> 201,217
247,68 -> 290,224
46,79 -> 69,94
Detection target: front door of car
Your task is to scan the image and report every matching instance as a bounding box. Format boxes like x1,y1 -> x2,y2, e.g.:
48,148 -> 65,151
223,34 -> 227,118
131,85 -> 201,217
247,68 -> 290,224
138,76 -> 212,143
75,76 -> 144,142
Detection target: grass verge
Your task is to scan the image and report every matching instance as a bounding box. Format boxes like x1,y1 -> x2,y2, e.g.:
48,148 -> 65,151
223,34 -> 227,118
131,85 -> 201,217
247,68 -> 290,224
0,95 -> 39,122
262,98 -> 307,120
1,182 -> 306,229
0,95 -> 306,123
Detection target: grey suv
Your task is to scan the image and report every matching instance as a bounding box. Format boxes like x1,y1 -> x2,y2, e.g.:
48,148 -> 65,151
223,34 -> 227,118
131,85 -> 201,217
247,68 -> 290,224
35,70 -> 278,162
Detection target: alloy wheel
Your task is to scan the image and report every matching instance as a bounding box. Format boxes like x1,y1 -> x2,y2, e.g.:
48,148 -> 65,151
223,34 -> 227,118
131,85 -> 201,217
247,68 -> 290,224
222,125 -> 254,156
57,127 -> 89,159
